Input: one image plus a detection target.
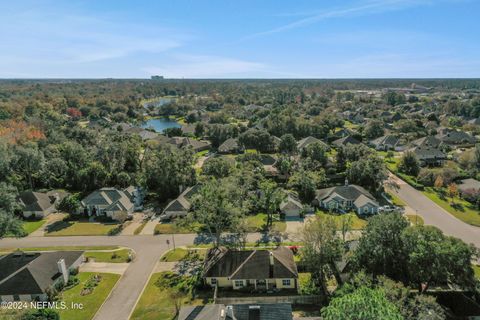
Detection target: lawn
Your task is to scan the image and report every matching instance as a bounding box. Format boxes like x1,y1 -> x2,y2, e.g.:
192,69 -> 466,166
0,246 -> 120,254
58,272 -> 120,320
245,213 -> 287,232
85,248 -> 132,263
154,222 -> 202,234
130,272 -> 206,320
22,219 -> 46,234
474,264 -> 480,280
384,191 -> 406,207
45,221 -> 120,236
316,212 -> 368,230
160,248 -> 206,262
405,214 -> 424,226
422,187 -> 480,227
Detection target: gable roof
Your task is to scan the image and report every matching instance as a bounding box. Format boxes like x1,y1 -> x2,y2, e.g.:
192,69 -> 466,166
436,130 -> 476,145
411,136 -> 441,148
280,194 -> 303,211
218,138 -> 241,153
297,136 -> 329,150
203,246 -> 298,280
370,135 -> 399,147
0,251 -> 83,295
81,187 -> 134,211
163,185 -> 200,213
458,178 -> 480,192
316,184 -> 377,203
411,146 -> 446,160
179,303 -> 293,320
332,135 -> 361,147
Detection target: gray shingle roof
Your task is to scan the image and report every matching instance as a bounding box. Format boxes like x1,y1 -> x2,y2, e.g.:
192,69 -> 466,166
297,136 -> 329,150
332,135 -> 360,146
203,246 -> 298,280
0,251 -> 83,295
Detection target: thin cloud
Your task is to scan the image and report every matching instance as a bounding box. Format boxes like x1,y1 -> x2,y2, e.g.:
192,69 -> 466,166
246,0 -> 436,39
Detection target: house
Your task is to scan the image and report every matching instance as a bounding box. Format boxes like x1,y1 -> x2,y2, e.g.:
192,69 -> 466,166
411,136 -> 442,149
411,146 -> 446,166
280,194 -> 303,218
458,178 -> 480,195
160,185 -> 201,220
332,135 -> 361,147
203,246 -> 298,291
332,128 -> 354,139
169,137 -> 211,152
297,136 -> 330,151
18,190 -> 68,219
80,187 -> 141,219
218,138 -> 244,154
436,129 -> 476,147
0,251 -> 84,302
179,303 -> 293,320
313,180 -> 379,215
370,135 -> 399,151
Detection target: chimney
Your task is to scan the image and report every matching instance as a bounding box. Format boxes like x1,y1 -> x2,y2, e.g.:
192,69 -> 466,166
269,251 -> 274,266
248,305 -> 260,320
57,259 -> 69,284
269,251 -> 274,278
226,305 -> 234,319
345,178 -> 349,186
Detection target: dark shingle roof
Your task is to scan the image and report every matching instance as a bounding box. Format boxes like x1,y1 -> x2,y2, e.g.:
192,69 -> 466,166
0,251 -> 83,295
203,247 -> 297,280
179,303 -> 293,320
332,135 -> 360,146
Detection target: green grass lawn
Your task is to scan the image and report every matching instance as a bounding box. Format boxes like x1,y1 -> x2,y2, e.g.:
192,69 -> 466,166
0,246 -> 120,254
316,212 -> 368,230
405,214 -> 424,226
45,221 -> 120,236
58,272 -> 120,320
195,150 -> 209,157
385,191 -> 407,207
85,248 -> 132,263
473,265 -> 480,280
134,222 -> 147,235
160,248 -> 206,262
22,219 -> 46,234
131,272 -> 206,320
422,187 -> 480,227
245,213 -> 286,232
154,222 -> 202,234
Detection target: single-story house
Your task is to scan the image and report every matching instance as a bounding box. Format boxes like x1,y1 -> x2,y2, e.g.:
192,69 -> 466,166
436,129 -> 476,147
370,135 -> 399,151
411,146 -> 446,166
169,137 -> 211,153
179,303 -> 293,320
203,246 -> 298,292
218,138 -> 244,154
313,181 -> 379,215
160,185 -> 201,220
280,194 -> 303,218
80,186 -> 141,219
332,135 -> 361,147
18,190 -> 68,219
297,136 -> 330,151
0,251 -> 84,302
411,136 -> 442,149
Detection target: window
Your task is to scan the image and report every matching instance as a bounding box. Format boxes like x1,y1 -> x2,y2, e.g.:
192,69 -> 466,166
234,280 -> 244,287
282,279 -> 291,286
210,278 -> 217,285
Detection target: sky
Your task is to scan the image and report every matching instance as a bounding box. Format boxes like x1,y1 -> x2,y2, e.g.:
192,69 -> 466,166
0,0 -> 479,78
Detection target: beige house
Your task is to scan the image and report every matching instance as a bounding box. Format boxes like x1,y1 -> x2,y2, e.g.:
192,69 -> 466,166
203,246 -> 298,292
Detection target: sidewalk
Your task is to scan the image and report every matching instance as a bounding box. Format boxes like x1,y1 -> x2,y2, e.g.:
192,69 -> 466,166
28,213 -> 67,237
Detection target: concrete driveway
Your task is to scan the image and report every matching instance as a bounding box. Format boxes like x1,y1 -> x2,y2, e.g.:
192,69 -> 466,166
387,173 -> 480,247
80,262 -> 129,274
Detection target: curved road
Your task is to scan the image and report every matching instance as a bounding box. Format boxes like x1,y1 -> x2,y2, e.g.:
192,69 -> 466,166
388,173 -> 480,247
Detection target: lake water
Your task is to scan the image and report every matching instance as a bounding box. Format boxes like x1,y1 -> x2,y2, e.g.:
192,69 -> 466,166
141,118 -> 181,133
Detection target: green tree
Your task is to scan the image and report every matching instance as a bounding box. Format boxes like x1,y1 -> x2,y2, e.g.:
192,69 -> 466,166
190,178 -> 244,247
399,151 -> 420,177
301,141 -> 328,167
365,119 -> 385,139
56,194 -> 80,214
202,157 -> 233,178
353,213 -> 409,280
288,169 -> 326,203
300,215 -> 343,294
0,209 -> 23,238
22,308 -> 59,320
279,134 -> 297,154
346,154 -> 387,191
257,180 -> 285,228
322,286 -> 403,320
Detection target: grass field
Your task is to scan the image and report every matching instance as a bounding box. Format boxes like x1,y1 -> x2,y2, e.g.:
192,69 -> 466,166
22,219 -> 46,234
422,187 -> 480,227
154,222 -> 202,234
85,248 -> 132,263
384,191 -> 406,207
245,213 -> 287,232
58,272 -> 120,320
130,272 -> 206,320
316,212 -> 368,230
160,248 -> 206,262
45,221 -> 120,236
474,264 -> 480,280
405,214 -> 424,226
0,246 -> 120,254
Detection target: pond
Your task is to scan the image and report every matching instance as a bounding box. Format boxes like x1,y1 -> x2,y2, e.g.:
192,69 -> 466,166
141,118 -> 181,133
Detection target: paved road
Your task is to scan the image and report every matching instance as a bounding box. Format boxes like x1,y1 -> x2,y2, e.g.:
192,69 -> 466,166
388,173 -> 480,247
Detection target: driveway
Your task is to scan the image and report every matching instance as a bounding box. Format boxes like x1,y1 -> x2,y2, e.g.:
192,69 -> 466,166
387,173 -> 480,247
80,262 -> 129,274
